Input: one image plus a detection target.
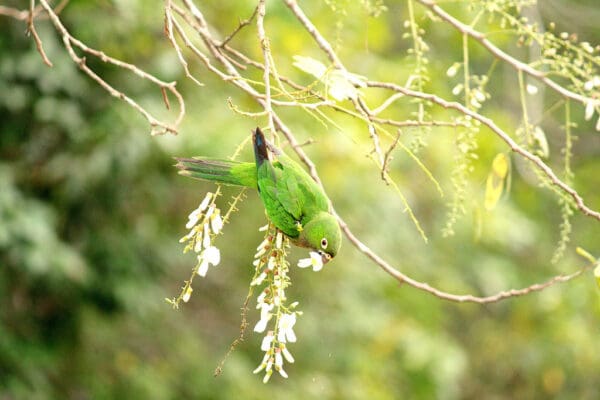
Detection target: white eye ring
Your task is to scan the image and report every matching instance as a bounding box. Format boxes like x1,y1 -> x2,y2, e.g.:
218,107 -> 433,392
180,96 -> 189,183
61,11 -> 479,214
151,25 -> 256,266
320,238 -> 328,249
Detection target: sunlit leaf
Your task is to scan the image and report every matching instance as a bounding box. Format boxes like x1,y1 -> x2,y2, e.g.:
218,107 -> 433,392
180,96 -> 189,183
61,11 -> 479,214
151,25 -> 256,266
293,55 -> 365,101
484,153 -> 509,211
292,55 -> 327,79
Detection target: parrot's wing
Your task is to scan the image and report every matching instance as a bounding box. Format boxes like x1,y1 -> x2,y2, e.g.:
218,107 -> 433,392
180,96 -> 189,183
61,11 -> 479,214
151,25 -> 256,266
257,161 -> 302,237
276,154 -> 329,213
275,166 -> 303,219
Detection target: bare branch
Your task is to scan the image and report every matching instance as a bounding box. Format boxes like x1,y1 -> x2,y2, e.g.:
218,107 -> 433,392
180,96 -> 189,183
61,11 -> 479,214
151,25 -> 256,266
256,0 -> 275,134
381,131 -> 402,184
282,0 -> 345,70
336,213 -> 593,303
367,80 -> 600,222
418,0 -> 596,107
219,6 -> 258,47
0,5 -> 32,20
38,0 -> 184,135
164,0 -> 600,304
164,0 -> 205,87
28,0 -> 53,67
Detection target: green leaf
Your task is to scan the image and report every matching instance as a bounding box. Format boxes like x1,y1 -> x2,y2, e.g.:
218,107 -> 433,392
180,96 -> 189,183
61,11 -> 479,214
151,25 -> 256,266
484,153 -> 509,211
292,55 -> 327,79
293,55 -> 366,101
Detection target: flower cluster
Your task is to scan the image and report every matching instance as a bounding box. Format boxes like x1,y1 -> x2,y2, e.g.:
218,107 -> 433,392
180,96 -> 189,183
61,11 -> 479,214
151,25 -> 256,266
180,192 -> 223,277
250,224 -> 302,383
174,191 -> 223,304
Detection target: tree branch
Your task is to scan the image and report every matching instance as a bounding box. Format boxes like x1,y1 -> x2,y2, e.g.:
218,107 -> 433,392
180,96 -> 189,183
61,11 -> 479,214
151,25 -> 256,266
37,0 -> 184,135
367,80 -> 600,222
163,0 -> 599,304
417,0 -> 598,108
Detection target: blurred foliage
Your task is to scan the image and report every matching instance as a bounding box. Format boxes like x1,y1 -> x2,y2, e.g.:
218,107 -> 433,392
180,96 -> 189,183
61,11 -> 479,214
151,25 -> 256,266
1,0 -> 600,399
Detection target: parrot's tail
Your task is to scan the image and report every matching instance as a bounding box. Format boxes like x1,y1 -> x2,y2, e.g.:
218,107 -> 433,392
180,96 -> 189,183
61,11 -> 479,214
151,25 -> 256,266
253,127 -> 269,167
175,157 -> 257,187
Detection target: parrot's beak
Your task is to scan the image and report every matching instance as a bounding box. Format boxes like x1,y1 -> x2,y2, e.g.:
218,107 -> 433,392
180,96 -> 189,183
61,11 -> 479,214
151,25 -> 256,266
318,250 -> 332,264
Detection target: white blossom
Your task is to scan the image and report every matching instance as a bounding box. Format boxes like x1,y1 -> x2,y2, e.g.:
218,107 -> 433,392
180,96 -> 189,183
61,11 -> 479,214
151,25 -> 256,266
198,192 -> 212,212
185,208 -> 202,229
256,238 -> 269,251
261,331 -> 274,351
193,237 -> 203,253
263,367 -> 273,383
251,271 -> 268,286
202,223 -> 211,249
197,246 -> 220,277
281,345 -> 295,363
254,303 -> 274,333
258,224 -> 269,232
204,246 -> 220,265
473,89 -> 486,102
211,212 -> 223,234
526,84 -> 538,95
197,257 -> 210,277
182,286 -> 193,303
205,204 -> 215,219
255,247 -> 267,259
585,101 -> 595,121
256,290 -> 267,307
452,84 -> 463,96
446,63 -> 460,77
179,229 -> 195,243
275,231 -> 283,249
253,352 -> 271,374
255,238 -> 270,258
275,350 -> 288,378
582,41 -> 594,53
297,251 -> 324,272
277,313 -> 297,343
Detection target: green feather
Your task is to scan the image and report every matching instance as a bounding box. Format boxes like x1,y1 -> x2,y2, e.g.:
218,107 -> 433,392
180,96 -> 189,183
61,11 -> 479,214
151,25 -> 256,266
175,158 -> 256,187
176,128 -> 342,259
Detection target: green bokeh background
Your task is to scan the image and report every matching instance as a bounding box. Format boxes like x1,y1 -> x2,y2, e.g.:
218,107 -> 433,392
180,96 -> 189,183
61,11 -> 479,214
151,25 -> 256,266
1,1 -> 599,398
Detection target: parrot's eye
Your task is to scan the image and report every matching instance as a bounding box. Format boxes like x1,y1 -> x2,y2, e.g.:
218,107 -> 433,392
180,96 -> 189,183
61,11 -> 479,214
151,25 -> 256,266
320,238 -> 328,249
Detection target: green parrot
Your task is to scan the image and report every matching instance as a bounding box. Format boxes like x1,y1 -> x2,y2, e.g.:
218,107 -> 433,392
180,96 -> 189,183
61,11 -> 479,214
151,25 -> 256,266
175,128 -> 341,264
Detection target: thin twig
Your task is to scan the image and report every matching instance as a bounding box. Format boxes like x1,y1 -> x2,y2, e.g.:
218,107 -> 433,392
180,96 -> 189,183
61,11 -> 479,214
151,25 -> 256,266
219,6 -> 258,47
336,211 -> 593,303
282,0 -> 344,69
367,80 -> 600,222
38,0 -> 184,135
28,0 -> 53,67
166,1 -> 599,304
165,0 -> 205,87
1,5 -> 32,20
418,0 -> 596,107
256,0 -> 275,134
381,131 -> 402,184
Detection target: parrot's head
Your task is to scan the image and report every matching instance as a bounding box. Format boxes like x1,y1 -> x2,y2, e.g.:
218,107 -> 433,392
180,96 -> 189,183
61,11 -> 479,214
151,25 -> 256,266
299,212 -> 341,264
